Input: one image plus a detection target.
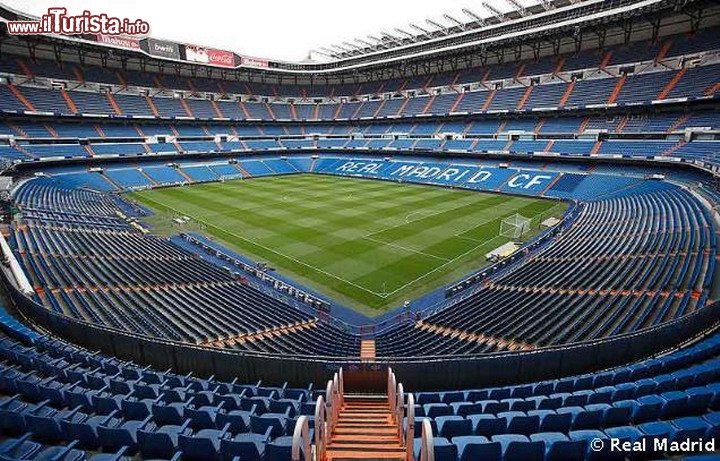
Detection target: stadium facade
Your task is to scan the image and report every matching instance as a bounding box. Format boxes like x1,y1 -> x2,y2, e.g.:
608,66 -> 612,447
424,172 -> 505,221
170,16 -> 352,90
0,0 -> 719,459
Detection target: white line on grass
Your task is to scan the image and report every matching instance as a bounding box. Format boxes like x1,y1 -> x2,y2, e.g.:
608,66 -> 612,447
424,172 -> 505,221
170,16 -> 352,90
384,203 -> 565,297
362,236 -> 451,262
382,235 -> 506,297
363,195 -> 496,239
138,185 -> 566,303
135,193 -> 387,298
404,210 -> 432,224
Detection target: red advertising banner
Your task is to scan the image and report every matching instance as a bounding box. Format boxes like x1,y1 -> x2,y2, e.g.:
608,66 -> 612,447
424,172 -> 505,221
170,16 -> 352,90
96,34 -> 141,50
186,44 -> 235,68
207,49 -> 235,68
241,56 -> 269,68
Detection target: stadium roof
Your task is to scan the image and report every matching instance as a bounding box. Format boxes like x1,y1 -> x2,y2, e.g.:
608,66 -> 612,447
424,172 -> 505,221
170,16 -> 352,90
0,0 -> 714,79
3,0 -> 544,63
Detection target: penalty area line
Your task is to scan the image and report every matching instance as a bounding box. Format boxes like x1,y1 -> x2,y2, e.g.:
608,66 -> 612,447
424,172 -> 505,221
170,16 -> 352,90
134,194 -> 387,299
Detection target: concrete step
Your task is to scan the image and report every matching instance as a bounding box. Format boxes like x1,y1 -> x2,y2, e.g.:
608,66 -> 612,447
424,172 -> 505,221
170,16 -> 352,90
328,443 -> 404,451
334,427 -> 397,435
331,434 -> 401,443
329,453 -> 404,461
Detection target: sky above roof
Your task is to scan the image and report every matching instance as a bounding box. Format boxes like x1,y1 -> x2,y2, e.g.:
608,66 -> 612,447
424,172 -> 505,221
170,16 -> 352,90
5,0 -> 540,62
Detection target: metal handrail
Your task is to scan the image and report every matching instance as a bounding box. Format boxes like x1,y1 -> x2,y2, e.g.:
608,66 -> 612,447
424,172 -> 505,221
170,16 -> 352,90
314,395 -> 327,461
388,367 -> 396,410
338,368 -> 344,408
419,418 -> 435,461
325,378 -> 336,433
291,415 -> 311,461
405,393 -> 415,461
395,382 -> 404,438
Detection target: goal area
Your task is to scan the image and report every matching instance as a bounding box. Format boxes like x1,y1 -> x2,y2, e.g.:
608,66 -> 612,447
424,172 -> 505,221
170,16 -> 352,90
500,213 -> 531,239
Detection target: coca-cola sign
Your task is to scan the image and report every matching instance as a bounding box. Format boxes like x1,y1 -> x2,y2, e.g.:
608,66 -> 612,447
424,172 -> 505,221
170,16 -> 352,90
185,44 -> 235,68
207,49 -> 235,68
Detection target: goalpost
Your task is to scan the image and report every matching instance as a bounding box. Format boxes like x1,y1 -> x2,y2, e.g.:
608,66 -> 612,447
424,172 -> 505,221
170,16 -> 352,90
500,213 -> 531,239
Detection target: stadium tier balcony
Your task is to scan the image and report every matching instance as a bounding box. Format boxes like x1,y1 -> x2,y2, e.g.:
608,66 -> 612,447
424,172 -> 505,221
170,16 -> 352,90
3,60 -> 718,122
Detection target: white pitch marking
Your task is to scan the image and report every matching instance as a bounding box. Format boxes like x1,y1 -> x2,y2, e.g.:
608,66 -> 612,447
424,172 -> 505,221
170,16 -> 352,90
363,236 -> 451,262
134,193 -> 387,297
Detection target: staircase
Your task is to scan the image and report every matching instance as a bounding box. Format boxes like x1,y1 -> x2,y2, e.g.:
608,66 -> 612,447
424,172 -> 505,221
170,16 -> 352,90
106,92 -> 123,115
449,92 -> 465,113
360,339 -> 376,362
145,96 -> 161,117
290,368 -> 423,461
657,67 -> 687,100
60,89 -> 78,114
516,85 -> 533,110
607,75 -> 626,104
558,81 -> 575,107
8,85 -> 36,111
325,396 -> 405,461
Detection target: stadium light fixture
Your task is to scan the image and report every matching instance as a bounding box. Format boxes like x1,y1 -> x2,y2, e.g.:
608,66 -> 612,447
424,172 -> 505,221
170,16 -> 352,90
482,2 -> 506,21
425,19 -> 449,35
380,31 -> 403,45
319,47 -> 340,58
409,23 -> 431,36
310,49 -> 335,59
354,38 -> 374,48
320,46 -> 338,55
505,0 -> 528,16
442,14 -> 466,30
461,7 -> 486,25
310,48 -> 333,58
342,41 -> 363,51
394,28 -> 418,41
366,35 -> 389,51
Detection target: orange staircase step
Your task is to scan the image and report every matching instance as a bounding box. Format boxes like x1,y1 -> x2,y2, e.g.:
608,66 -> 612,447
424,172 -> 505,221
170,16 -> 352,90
449,92 -> 465,113
334,427 -> 397,435
60,89 -> 78,114
655,40 -> 672,62
179,98 -> 193,117
327,452 -> 404,460
8,85 -> 36,111
327,443 -> 404,450
517,85 -> 533,110
327,396 -> 405,461
145,96 -> 160,117
558,81 -> 575,107
331,435 -> 400,443
657,67 -> 687,100
481,89 -> 497,111
106,93 -> 123,115
607,75 -> 626,104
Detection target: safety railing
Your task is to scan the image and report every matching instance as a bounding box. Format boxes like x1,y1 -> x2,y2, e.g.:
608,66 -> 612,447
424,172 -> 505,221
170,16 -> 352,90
388,366 -> 396,411
294,367 -> 343,461
396,369 -> 435,461
405,392 -> 415,461
291,415 -> 311,461
7,276 -> 720,391
419,419 -> 435,461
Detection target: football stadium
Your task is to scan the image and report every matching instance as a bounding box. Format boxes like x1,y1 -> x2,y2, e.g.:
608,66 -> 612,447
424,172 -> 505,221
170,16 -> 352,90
0,0 -> 718,459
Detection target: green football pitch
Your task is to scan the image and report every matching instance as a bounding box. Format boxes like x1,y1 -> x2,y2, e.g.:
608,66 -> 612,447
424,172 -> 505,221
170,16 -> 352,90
130,174 -> 567,315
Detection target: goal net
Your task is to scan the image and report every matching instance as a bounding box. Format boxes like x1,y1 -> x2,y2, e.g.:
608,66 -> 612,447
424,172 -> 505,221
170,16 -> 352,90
500,213 -> 531,239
